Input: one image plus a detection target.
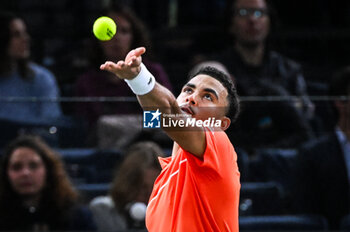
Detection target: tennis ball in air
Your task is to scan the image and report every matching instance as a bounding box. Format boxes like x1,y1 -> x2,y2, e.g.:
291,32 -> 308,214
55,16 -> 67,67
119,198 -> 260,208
93,16 -> 117,41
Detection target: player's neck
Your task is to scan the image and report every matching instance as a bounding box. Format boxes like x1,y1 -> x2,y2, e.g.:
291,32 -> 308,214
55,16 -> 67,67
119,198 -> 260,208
172,143 -> 180,157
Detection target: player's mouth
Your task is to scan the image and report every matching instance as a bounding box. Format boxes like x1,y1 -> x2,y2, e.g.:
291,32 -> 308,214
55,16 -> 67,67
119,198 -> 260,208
180,105 -> 194,116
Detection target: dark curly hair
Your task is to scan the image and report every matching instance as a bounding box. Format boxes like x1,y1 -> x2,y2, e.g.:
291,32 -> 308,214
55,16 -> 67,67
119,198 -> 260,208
189,66 -> 240,122
0,135 -> 78,220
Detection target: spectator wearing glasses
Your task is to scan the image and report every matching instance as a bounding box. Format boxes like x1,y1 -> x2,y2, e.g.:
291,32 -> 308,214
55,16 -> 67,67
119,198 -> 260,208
217,0 -> 311,107
208,0 -> 315,150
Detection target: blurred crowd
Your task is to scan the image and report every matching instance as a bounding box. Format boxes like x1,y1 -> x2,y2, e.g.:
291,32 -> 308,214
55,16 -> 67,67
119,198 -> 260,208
1,0 -> 350,231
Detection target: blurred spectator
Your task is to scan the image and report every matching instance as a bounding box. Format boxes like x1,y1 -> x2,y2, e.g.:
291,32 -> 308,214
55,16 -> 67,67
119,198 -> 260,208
89,141 -> 165,231
75,3 -> 172,140
293,66 -> 350,230
0,12 -> 62,124
213,0 -> 313,118
194,0 -> 315,150
0,135 -> 96,231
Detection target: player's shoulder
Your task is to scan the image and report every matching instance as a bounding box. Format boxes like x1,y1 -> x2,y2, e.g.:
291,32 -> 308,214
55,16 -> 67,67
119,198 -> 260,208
206,128 -> 232,147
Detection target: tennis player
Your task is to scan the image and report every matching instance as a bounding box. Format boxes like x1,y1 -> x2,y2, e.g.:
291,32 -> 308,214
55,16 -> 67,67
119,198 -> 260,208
101,47 -> 240,231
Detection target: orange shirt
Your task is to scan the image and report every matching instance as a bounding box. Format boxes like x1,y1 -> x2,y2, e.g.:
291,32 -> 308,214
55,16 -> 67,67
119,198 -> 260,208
146,129 -> 241,232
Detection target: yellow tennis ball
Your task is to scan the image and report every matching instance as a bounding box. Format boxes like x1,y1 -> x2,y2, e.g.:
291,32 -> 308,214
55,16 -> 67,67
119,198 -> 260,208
93,16 -> 117,41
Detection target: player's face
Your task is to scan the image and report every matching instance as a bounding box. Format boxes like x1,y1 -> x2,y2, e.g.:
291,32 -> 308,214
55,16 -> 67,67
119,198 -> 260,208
231,0 -> 270,46
7,147 -> 46,197
176,75 -> 229,121
8,19 -> 30,60
101,13 -> 133,62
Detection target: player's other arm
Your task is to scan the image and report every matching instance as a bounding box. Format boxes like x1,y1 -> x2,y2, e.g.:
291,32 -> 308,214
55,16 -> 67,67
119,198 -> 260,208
100,47 -> 206,157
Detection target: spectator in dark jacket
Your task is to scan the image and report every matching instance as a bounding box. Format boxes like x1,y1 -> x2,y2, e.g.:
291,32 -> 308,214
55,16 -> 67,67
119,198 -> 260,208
216,0 -> 313,114
293,66 -> 350,230
207,0 -> 315,150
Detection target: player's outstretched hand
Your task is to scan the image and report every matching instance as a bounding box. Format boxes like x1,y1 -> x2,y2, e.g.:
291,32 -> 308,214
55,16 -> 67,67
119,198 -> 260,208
100,47 -> 146,80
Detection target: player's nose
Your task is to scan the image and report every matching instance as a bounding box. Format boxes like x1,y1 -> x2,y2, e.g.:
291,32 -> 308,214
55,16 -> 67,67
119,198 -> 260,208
186,94 -> 198,106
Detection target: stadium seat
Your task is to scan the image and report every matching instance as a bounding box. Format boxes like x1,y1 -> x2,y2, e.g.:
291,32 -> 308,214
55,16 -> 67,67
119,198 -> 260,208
56,148 -> 123,184
240,182 -> 284,215
236,147 -> 250,182
239,215 -> 329,231
0,118 -> 60,148
340,214 -> 350,231
0,116 -> 88,149
56,148 -> 98,184
249,148 -> 298,197
76,183 -> 110,202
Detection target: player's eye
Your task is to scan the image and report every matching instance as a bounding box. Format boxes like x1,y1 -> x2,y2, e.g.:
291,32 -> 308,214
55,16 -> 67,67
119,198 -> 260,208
204,94 -> 213,101
183,88 -> 193,94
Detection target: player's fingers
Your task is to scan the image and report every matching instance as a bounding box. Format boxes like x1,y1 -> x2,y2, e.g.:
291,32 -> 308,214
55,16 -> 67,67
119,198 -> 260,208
125,49 -> 135,61
127,56 -> 136,66
129,56 -> 142,67
100,62 -> 111,70
117,60 -> 125,68
133,47 -> 146,57
101,61 -> 118,72
125,47 -> 146,62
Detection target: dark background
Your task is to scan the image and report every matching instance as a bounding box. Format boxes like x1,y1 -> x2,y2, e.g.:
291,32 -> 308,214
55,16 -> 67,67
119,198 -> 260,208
3,0 -> 350,94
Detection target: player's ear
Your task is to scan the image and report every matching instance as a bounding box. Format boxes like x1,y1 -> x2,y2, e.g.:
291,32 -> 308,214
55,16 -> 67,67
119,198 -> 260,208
220,116 -> 231,131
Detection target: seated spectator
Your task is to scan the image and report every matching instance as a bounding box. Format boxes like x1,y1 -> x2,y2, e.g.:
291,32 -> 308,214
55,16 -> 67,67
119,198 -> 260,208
89,141 -> 165,231
75,3 -> 172,140
212,0 -> 314,119
293,66 -> 350,230
0,135 -> 96,230
0,12 -> 62,124
191,0 -> 316,150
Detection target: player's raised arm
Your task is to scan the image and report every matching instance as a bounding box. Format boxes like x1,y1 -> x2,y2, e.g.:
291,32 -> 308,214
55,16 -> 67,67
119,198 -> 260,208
100,47 -> 206,157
